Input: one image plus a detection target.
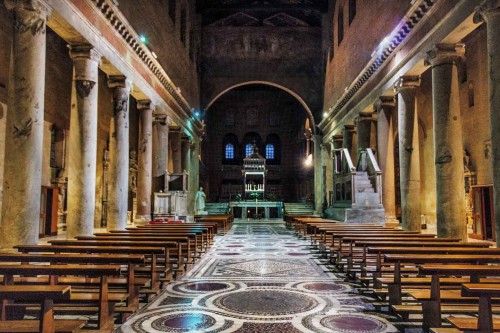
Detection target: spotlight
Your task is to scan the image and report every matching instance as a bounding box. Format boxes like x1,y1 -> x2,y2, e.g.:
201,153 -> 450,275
139,35 -> 147,44
304,154 -> 313,167
194,111 -> 200,117
323,112 -> 328,118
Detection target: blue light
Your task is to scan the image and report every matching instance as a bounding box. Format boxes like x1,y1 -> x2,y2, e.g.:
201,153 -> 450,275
195,111 -> 200,117
139,35 -> 147,43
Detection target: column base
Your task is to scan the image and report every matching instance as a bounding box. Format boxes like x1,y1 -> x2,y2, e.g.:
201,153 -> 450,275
384,216 -> 400,228
134,214 -> 151,225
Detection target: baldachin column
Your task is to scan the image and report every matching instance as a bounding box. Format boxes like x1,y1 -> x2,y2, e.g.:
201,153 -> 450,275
66,44 -> 101,238
107,76 -> 131,231
0,0 -> 50,247
135,100 -> 153,223
394,76 -> 421,231
475,1 -> 500,246
375,96 -> 398,224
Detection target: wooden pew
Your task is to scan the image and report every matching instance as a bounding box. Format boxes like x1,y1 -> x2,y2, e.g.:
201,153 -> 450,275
47,239 -> 185,273
137,222 -> 219,236
194,215 -> 231,235
0,253 -> 144,307
0,264 -> 123,331
412,264 -> 500,330
447,283 -> 500,332
0,285 -> 86,333
14,245 -> 166,290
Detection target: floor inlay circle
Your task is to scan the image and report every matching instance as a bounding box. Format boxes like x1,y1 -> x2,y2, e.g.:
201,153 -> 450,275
303,282 -> 350,292
151,313 -> 216,332
320,314 -> 387,332
184,282 -> 229,292
214,289 -> 319,316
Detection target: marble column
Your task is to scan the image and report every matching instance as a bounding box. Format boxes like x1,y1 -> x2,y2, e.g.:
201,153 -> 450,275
394,76 -> 421,231
181,135 -> 191,172
426,44 -> 466,240
375,96 -> 398,224
342,124 -> 356,161
312,135 -> 324,215
475,1 -> 500,246
135,100 -> 153,223
0,0 -> 50,247
188,138 -> 200,215
66,44 -> 101,238
170,127 -> 182,174
356,111 -> 373,156
106,76 -> 131,231
152,115 -> 169,179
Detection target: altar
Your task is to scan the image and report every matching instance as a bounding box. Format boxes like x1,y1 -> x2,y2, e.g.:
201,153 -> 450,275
230,201 -> 283,219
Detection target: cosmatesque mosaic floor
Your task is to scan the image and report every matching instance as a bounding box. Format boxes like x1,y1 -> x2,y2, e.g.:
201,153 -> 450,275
116,223 -> 400,333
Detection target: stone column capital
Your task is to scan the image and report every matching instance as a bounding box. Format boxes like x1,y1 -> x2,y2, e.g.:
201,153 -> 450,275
69,44 -> 101,63
425,44 -> 465,67
153,114 -> 168,125
137,100 -> 153,111
474,0 -> 500,23
331,134 -> 344,150
357,111 -> 373,122
394,76 -> 421,93
4,0 -> 51,33
344,124 -> 356,134
374,96 -> 396,112
107,75 -> 131,91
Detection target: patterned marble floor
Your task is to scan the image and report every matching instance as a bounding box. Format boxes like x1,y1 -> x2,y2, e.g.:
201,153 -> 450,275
116,222 -> 400,333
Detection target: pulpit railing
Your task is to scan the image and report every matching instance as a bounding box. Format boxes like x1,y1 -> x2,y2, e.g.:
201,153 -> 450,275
357,148 -> 383,206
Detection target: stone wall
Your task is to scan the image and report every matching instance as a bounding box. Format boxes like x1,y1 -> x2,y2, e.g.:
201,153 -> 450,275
201,26 -> 323,122
324,1 -> 411,109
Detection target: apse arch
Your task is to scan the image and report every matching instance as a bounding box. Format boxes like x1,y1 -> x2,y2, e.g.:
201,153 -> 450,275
205,81 -> 317,133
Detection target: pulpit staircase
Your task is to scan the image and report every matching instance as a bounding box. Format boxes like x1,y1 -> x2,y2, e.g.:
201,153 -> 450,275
327,148 -> 385,224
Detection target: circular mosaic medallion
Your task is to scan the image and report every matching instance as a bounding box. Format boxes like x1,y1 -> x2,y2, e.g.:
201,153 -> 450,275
216,290 -> 318,316
303,282 -> 349,292
184,282 -> 229,292
150,313 -> 216,332
244,248 -> 280,253
320,315 -> 387,332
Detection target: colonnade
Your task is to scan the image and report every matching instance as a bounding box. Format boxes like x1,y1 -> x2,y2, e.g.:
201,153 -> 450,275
322,2 -> 500,243
0,0 -> 199,247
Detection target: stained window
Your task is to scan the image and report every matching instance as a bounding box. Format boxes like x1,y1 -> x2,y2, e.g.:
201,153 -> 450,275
225,144 -> 234,159
266,144 -> 275,159
245,144 -> 253,157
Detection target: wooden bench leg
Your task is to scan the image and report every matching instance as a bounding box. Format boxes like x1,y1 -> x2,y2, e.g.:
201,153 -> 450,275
40,298 -> 55,333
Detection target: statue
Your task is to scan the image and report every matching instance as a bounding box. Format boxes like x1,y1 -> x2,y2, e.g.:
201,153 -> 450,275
195,187 -> 206,213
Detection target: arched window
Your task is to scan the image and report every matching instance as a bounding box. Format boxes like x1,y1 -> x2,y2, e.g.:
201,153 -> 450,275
265,144 -> 275,159
245,143 -> 254,157
180,7 -> 187,45
349,0 -> 356,25
225,143 -> 234,159
169,0 -> 176,23
338,6 -> 344,45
